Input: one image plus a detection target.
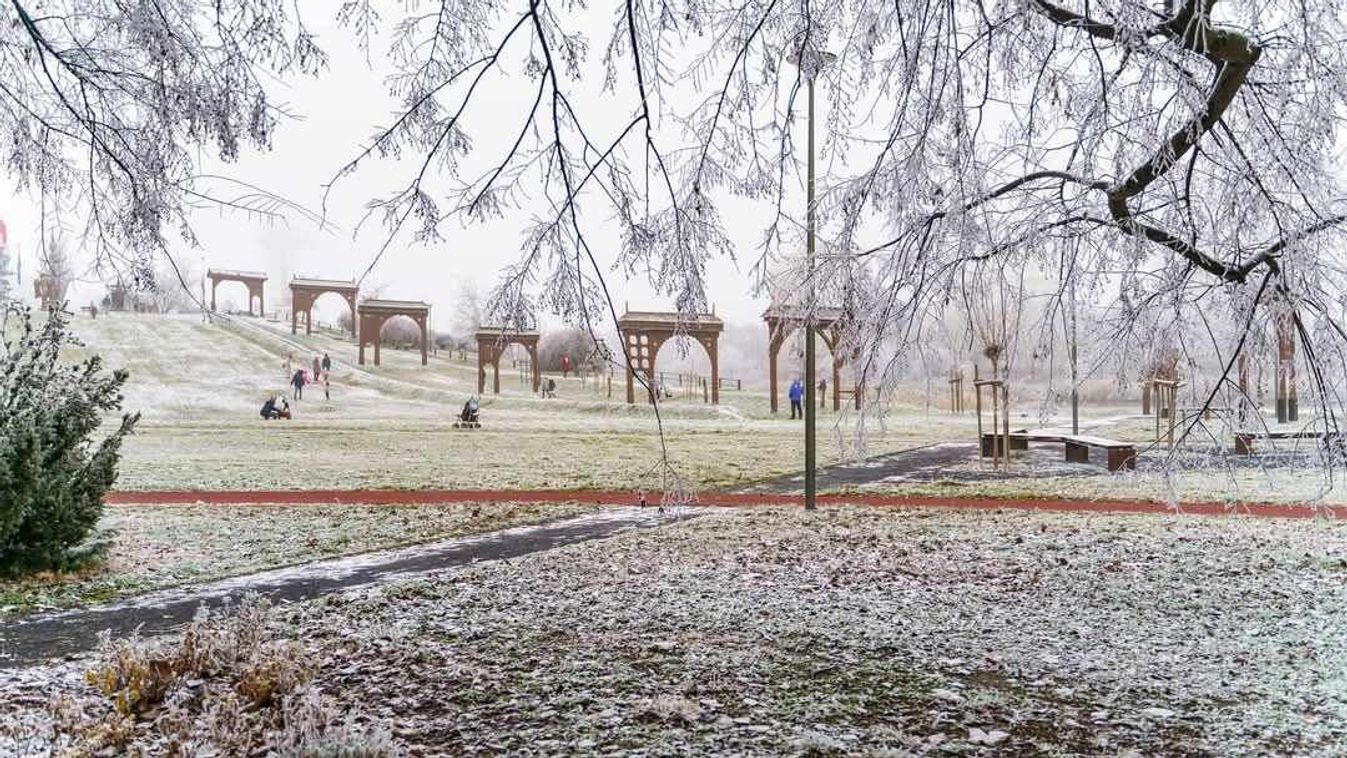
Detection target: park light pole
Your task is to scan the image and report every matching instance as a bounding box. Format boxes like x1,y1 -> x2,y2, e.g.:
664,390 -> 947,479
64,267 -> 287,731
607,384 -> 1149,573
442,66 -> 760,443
788,46 -> 835,511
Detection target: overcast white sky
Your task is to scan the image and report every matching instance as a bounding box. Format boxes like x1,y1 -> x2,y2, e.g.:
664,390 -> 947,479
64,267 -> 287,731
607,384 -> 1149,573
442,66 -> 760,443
1,2 -> 832,332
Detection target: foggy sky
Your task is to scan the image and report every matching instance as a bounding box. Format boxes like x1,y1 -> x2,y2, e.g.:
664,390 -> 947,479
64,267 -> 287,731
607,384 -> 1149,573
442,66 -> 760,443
1,2 -> 829,332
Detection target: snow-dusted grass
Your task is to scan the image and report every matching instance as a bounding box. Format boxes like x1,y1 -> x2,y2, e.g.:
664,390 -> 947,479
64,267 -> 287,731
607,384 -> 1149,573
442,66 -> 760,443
68,313 -> 1340,503
0,501 -> 594,618
65,313 -> 957,491
842,448 -> 1347,506
6,505 -> 1344,754
115,419 -> 952,491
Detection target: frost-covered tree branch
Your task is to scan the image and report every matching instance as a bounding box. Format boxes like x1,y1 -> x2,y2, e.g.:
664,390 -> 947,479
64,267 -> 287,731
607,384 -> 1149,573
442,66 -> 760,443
324,0 -> 1347,460
0,0 -> 325,288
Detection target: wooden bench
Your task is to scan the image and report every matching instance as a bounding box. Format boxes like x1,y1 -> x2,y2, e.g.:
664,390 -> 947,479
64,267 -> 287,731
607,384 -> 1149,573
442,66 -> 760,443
980,429 -> 1040,456
980,431 -> 1136,472
1234,429 -> 1341,455
1062,435 -> 1137,472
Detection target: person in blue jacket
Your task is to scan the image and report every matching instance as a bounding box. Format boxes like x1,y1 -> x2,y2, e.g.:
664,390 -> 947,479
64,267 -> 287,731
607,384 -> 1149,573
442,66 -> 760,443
788,378 -> 804,419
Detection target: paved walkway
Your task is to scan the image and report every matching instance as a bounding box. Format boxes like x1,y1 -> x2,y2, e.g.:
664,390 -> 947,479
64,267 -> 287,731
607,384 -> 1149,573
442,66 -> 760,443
0,508 -> 690,669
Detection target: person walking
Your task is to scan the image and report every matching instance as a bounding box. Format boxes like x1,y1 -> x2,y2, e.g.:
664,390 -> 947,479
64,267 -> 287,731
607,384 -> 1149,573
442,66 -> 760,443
321,353 -> 332,373
788,378 -> 804,420
291,368 -> 306,401
561,353 -> 571,378
818,378 -> 827,408
312,355 -> 322,384
323,372 -> 331,401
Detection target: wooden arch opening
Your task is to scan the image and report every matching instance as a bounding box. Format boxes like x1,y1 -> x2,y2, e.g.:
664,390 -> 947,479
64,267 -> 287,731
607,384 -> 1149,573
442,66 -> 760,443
763,305 -> 859,413
357,299 -> 430,366
617,311 -> 724,404
475,328 -> 541,395
208,269 -> 267,316
290,278 -> 359,338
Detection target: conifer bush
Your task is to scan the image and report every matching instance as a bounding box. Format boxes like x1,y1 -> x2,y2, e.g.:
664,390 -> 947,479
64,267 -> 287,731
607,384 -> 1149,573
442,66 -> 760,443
0,304 -> 138,575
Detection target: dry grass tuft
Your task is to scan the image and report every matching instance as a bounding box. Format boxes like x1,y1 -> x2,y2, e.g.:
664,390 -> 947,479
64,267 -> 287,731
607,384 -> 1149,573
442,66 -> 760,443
55,595 -> 397,755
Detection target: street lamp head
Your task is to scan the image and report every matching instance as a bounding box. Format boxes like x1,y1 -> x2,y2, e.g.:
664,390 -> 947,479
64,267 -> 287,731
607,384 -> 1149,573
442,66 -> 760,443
786,47 -> 836,79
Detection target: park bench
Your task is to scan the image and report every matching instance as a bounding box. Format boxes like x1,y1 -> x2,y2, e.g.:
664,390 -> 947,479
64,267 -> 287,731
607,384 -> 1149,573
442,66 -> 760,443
980,430 -> 1136,472
1061,434 -> 1137,472
1234,429 -> 1341,455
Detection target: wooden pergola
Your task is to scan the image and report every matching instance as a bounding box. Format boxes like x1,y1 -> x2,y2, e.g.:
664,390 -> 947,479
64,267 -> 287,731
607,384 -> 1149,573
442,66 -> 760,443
207,269 -> 267,315
476,328 -> 541,395
357,299 -> 430,366
617,310 -> 724,404
763,305 -> 857,413
290,277 -> 358,337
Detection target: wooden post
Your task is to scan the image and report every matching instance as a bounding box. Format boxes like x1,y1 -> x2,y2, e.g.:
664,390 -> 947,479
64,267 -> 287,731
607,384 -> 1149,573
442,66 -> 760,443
767,326 -> 781,413
477,342 -> 487,394
976,387 -> 984,460
1002,383 -> 1010,467
710,339 -> 720,404
990,382 -> 1000,470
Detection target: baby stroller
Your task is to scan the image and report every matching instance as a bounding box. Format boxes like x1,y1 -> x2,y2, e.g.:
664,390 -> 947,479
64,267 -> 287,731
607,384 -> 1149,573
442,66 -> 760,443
454,396 -> 481,429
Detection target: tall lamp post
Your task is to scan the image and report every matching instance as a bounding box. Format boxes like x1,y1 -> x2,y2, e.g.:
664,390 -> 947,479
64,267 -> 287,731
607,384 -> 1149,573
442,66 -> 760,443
788,46 -> 835,511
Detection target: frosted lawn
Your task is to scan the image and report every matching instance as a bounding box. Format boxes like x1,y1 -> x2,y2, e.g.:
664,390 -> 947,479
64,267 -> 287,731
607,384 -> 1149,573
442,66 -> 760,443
7,505 -> 1343,755
0,501 -> 594,617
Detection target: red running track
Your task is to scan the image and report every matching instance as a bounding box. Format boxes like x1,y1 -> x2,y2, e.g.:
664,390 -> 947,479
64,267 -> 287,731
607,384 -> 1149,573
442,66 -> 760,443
104,489 -> 1339,520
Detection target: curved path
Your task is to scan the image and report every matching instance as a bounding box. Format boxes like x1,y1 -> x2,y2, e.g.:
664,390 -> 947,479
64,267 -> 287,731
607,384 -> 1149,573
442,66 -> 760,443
6,490 -> 1333,668
106,487 -> 1338,519
0,508 -> 690,669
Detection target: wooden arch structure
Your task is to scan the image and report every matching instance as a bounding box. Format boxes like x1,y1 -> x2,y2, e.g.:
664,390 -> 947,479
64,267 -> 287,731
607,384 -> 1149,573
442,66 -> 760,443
357,299 -> 429,366
208,269 -> 266,315
290,278 -> 358,337
617,311 -> 724,404
475,327 -> 541,395
764,305 -> 859,412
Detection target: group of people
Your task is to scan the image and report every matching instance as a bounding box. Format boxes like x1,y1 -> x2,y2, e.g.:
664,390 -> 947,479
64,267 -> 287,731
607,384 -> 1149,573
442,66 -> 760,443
263,352 -> 333,420
260,395 -> 291,420
289,352 -> 333,401
540,377 -> 558,398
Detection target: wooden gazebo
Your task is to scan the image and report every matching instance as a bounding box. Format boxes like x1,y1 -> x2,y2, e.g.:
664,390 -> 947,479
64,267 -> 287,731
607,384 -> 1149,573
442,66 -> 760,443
290,278 -> 358,337
208,269 -> 267,315
763,305 -> 858,412
616,310 -> 724,404
476,327 -> 541,395
356,299 -> 430,366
